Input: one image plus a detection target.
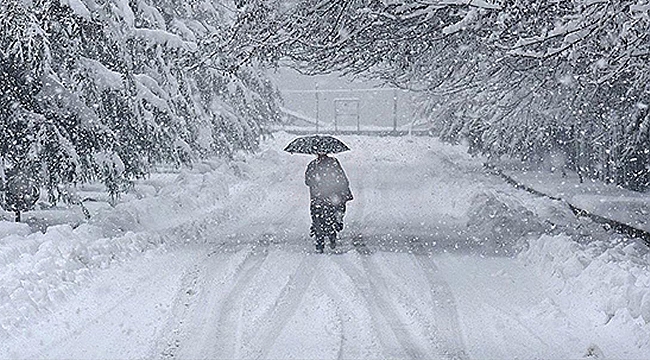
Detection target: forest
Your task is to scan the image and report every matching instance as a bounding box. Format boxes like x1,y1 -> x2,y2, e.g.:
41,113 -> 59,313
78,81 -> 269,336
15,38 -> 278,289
1,0 -> 649,209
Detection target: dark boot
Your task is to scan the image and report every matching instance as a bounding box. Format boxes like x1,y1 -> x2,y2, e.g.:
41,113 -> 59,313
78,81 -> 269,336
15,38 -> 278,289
315,236 -> 325,253
329,234 -> 336,249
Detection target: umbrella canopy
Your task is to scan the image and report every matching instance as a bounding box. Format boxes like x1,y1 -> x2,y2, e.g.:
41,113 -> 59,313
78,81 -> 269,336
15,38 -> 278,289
284,135 -> 350,155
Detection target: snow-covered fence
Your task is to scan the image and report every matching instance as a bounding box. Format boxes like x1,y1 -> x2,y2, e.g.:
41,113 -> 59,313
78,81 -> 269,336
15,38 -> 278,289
275,88 -> 428,134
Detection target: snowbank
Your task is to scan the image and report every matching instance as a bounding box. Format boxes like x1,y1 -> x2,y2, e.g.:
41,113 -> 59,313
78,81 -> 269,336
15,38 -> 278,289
0,222 -> 30,240
466,190 -> 548,255
0,224 -> 166,336
521,234 -> 650,352
0,156 -> 257,335
444,148 -> 650,353
89,162 -> 234,236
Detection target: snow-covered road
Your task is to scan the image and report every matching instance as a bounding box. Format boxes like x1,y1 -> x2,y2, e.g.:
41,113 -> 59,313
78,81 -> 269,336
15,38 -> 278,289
3,133 -> 649,359
155,135 -> 474,359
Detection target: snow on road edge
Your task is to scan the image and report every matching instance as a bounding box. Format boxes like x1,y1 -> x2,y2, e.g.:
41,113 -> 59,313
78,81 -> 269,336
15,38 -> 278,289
0,155 -> 270,341
520,234 -> 650,354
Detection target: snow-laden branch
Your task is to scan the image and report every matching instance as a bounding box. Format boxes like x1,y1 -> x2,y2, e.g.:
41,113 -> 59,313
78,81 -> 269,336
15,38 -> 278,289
36,74 -> 102,128
423,0 -> 500,10
442,8 -> 477,34
133,28 -> 198,51
78,57 -> 124,91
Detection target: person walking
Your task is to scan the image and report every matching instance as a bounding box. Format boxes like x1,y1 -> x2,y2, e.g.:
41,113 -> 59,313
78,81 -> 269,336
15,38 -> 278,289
284,135 -> 353,253
305,153 -> 353,252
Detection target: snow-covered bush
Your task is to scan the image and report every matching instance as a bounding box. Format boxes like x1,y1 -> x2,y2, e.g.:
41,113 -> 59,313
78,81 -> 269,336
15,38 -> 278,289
467,191 -> 547,255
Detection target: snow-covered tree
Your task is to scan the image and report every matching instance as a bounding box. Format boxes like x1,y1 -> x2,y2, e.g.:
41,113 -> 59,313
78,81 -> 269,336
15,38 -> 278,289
1,0 -> 281,208
243,0 -> 649,190
1,0 -> 116,204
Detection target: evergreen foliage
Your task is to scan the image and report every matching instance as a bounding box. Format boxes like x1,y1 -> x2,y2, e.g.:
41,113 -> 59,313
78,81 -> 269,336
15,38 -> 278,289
1,0 -> 281,207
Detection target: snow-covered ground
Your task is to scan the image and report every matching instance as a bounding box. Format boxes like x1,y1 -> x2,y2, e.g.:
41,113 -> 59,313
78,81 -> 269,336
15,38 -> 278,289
1,133 -> 649,359
502,166 -> 650,234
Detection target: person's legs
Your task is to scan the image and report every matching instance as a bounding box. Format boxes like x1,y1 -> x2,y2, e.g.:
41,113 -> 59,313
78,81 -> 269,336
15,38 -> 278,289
315,236 -> 325,253
334,203 -> 346,231
311,201 -> 348,252
319,204 -> 339,249
310,202 -> 326,252
329,233 -> 336,249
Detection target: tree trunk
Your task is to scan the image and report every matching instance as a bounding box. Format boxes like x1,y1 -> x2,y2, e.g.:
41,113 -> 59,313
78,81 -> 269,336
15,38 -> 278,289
0,155 -> 5,188
0,155 -> 5,208
15,210 -> 20,223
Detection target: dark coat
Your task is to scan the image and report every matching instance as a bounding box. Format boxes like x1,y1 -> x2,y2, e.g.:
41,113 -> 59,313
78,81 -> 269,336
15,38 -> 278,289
305,155 -> 353,206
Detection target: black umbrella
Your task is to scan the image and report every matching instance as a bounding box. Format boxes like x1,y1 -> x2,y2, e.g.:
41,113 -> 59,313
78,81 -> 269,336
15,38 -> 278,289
284,135 -> 350,154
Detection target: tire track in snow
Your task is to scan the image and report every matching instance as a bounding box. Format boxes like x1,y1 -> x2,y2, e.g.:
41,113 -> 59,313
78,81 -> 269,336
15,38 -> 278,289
158,262 -> 205,359
411,255 -> 469,359
332,255 -> 427,359
156,245 -> 253,359
322,288 -> 347,360
362,255 -> 461,360
331,251 -> 470,360
319,259 -> 382,360
207,248 -> 269,359
318,273 -> 350,360
162,244 -> 268,359
245,254 -> 320,359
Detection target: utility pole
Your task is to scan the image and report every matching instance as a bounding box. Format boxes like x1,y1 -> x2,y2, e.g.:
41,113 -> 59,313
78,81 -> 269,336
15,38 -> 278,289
0,155 -> 5,210
392,89 -> 398,133
315,82 -> 319,133
356,100 -> 360,132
